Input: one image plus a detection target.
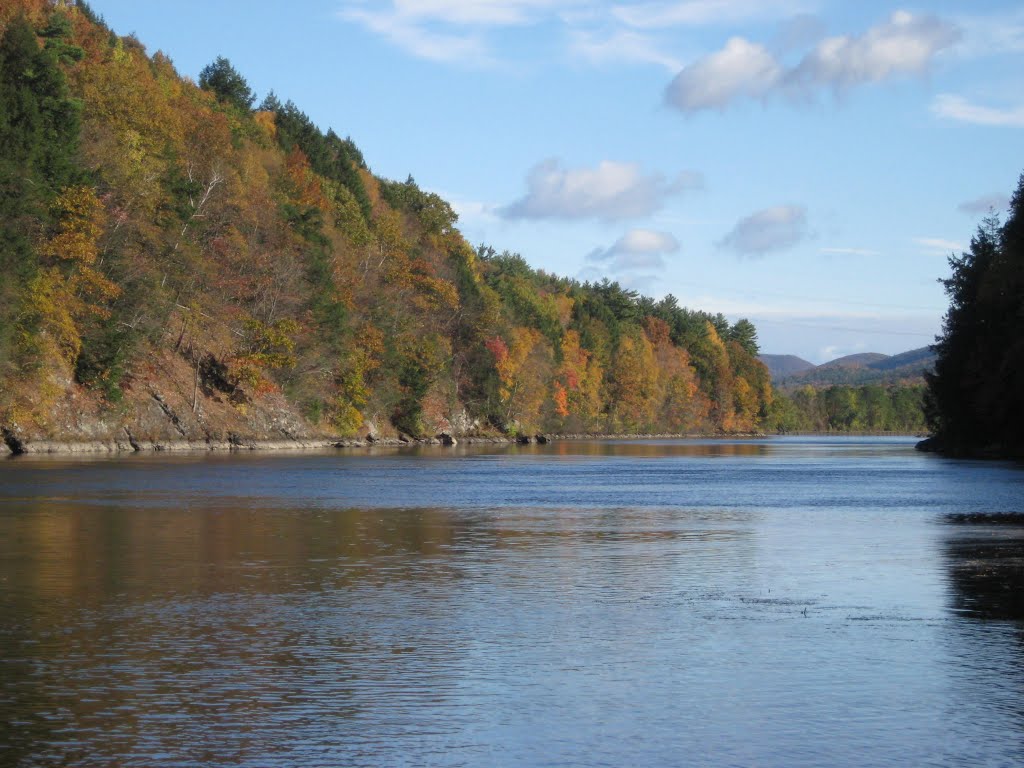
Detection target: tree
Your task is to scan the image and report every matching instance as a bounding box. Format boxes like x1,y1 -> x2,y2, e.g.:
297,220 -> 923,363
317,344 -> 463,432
0,13 -> 82,374
925,174 -> 1024,457
728,319 -> 759,356
198,56 -> 255,111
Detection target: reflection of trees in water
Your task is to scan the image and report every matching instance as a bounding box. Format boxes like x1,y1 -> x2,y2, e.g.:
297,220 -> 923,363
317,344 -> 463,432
940,514 -> 1024,752
549,440 -> 772,458
943,513 -> 1024,621
0,502 -> 494,765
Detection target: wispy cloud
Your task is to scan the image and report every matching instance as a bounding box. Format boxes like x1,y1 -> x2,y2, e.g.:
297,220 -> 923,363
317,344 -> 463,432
931,94 -> 1024,127
819,247 -> 880,257
612,0 -> 814,30
666,11 -> 960,113
501,159 -> 702,221
350,0 -> 570,28
914,236 -> 964,254
340,7 -> 489,63
952,8 -> 1024,58
338,0 -> 573,64
719,205 -> 808,256
569,29 -> 682,71
957,194 -> 1011,216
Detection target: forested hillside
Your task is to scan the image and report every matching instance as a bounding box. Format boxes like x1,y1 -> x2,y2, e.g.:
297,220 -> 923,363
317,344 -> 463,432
769,347 -> 935,389
0,2 -> 771,449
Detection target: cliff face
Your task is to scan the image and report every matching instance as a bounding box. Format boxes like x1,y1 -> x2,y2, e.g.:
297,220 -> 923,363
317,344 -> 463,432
0,2 -> 772,451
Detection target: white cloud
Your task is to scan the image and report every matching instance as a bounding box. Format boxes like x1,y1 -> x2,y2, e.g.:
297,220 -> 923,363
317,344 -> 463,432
719,205 -> 808,255
914,237 -> 964,254
612,0 -> 813,30
570,29 -> 682,71
338,0 -> 573,64
364,0 -> 569,27
789,11 -> 960,90
501,159 -> 702,220
665,37 -> 781,111
819,247 -> 880,257
340,7 -> 488,63
587,228 -> 680,271
666,11 -> 959,113
931,94 -> 1024,127
957,194 -> 1011,216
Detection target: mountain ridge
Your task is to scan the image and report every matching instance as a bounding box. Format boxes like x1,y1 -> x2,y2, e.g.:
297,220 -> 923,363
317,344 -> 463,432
760,346 -> 936,388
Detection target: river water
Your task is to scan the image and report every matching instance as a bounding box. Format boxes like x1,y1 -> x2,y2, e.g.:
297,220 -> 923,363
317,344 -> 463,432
1,437 -> 1023,767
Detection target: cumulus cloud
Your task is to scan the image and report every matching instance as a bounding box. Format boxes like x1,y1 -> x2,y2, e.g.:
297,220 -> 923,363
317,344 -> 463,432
931,94 -> 1024,127
666,11 -> 960,113
957,194 -> 1011,215
501,159 -> 702,220
666,37 -> 781,111
788,11 -> 959,90
586,228 -> 680,271
719,205 -> 808,256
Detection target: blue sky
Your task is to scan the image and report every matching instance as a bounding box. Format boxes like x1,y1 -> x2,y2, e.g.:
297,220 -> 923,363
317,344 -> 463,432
91,0 -> 1023,362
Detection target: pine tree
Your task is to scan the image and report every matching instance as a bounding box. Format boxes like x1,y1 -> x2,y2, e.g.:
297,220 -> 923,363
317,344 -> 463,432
925,174 -> 1024,457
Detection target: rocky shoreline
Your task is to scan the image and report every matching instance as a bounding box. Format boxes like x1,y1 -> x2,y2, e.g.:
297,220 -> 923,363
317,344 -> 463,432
0,431 -> 767,456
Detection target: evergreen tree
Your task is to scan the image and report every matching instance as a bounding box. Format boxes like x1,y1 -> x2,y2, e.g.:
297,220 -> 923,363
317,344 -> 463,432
925,173 -> 1024,457
198,56 -> 255,111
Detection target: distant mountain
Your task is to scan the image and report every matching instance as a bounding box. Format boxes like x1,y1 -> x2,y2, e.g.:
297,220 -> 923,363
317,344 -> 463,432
759,354 -> 815,379
869,346 -> 936,373
765,346 -> 937,389
816,353 -> 889,370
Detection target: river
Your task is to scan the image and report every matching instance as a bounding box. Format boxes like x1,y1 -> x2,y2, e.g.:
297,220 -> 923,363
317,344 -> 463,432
1,437 -> 1023,766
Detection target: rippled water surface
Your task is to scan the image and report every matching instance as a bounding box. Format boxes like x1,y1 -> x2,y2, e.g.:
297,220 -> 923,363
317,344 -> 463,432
2,437 -> 1024,766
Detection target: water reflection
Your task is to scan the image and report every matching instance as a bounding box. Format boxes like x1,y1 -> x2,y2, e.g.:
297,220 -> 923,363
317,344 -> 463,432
942,513 -> 1024,621
3,438 -> 1024,766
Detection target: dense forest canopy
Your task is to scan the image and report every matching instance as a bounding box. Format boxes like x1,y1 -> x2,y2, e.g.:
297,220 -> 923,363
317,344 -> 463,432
923,173 -> 1024,458
767,384 -> 926,434
0,1 -> 778,445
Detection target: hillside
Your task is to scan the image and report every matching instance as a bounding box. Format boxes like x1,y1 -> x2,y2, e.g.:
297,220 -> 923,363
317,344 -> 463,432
817,353 -> 890,370
770,347 -> 936,389
0,2 -> 772,451
758,354 -> 814,379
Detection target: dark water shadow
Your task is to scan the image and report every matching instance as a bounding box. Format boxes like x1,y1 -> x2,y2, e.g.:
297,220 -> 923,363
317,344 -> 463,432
942,513 -> 1024,621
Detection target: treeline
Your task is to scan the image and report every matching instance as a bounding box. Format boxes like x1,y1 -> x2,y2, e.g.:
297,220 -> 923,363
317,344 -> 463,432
924,174 -> 1024,458
766,385 -> 926,434
0,1 -> 771,442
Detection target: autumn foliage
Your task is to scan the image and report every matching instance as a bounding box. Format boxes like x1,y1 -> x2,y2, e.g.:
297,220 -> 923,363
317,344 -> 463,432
0,2 -> 772,440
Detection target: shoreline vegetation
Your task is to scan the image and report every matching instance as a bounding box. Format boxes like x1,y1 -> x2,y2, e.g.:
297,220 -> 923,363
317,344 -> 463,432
1,430 -> 934,457
919,174 -> 1024,460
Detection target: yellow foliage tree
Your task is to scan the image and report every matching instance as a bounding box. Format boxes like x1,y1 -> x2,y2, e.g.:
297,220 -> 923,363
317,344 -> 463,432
608,333 -> 658,432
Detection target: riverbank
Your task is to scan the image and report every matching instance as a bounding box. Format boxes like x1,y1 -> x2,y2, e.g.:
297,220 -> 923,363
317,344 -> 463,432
0,431 -> 774,456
